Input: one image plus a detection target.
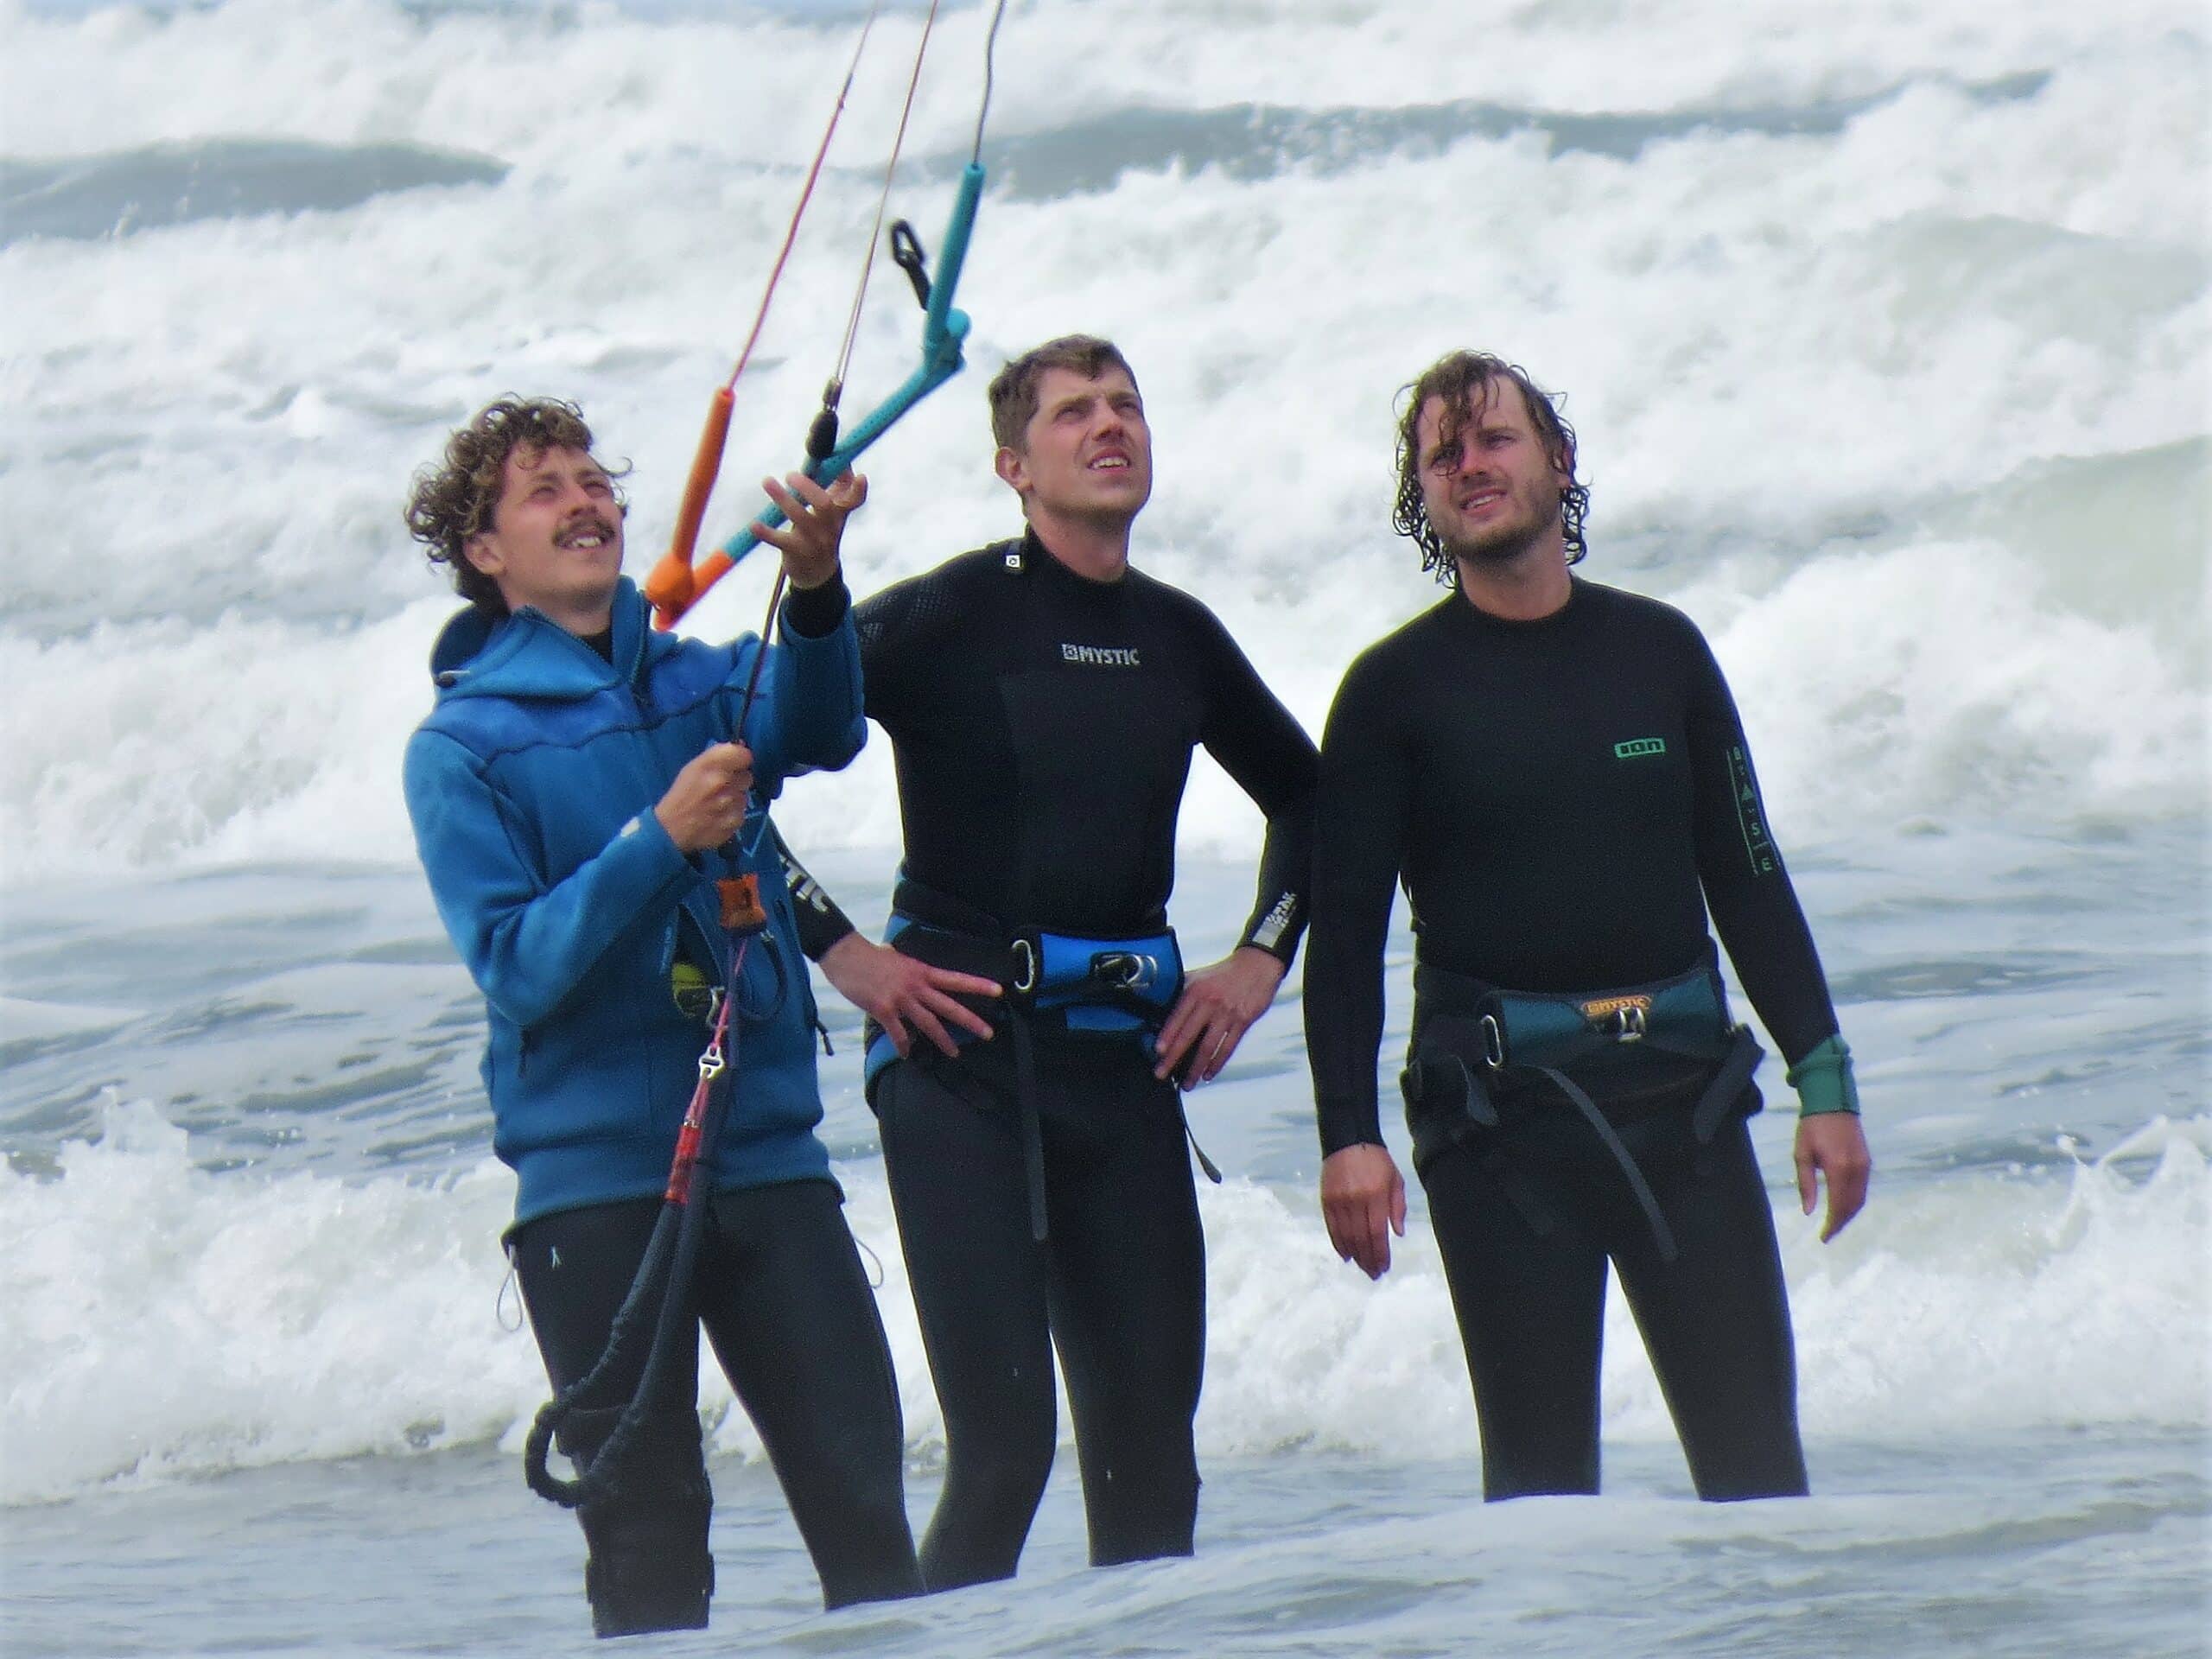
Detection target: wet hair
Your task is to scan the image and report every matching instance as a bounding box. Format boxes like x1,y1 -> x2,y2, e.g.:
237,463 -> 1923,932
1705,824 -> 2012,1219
987,335 -> 1138,452
1391,352 -> 1588,587
404,397 -> 628,613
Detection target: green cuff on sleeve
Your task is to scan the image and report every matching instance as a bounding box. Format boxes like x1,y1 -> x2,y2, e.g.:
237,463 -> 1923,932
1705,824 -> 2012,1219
1786,1033 -> 1861,1116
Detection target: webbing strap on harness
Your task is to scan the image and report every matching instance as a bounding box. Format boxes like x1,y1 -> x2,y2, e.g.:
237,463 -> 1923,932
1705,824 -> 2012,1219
1402,954 -> 1764,1266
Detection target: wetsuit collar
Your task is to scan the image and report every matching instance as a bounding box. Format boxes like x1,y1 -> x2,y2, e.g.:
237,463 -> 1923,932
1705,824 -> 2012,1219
1450,573 -> 1585,634
1023,524 -> 1133,587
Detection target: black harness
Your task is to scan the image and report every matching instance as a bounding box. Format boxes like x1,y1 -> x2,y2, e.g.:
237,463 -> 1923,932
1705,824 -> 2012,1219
1400,944 -> 1764,1263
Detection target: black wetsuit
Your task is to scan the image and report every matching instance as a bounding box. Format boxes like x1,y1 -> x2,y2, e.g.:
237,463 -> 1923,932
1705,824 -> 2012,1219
511,1185 -> 920,1630
802,531 -> 1317,1586
1306,577 -> 1839,1501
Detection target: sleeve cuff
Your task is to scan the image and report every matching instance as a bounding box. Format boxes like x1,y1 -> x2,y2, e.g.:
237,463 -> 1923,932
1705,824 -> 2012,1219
1787,1033 -> 1861,1115
780,571 -> 851,639
1317,1095 -> 1386,1155
1241,894 -> 1307,969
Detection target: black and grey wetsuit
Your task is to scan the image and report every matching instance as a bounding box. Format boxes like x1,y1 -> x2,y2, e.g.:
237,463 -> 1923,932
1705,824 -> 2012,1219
801,530 -> 1317,1586
1306,576 -> 1840,1501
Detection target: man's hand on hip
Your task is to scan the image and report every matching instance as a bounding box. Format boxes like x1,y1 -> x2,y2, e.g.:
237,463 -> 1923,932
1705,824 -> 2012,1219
1153,944 -> 1287,1089
817,934 -> 1000,1059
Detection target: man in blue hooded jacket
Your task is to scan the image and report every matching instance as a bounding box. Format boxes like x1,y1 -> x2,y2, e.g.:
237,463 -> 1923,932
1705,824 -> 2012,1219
402,397 -> 919,1637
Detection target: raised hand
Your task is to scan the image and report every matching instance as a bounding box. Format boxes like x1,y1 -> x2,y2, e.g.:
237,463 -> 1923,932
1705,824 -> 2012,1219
755,470 -> 868,591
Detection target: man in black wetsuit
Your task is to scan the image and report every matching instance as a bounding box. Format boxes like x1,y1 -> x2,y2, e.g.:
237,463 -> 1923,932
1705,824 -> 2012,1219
1306,351 -> 1872,1503
787,335 -> 1319,1587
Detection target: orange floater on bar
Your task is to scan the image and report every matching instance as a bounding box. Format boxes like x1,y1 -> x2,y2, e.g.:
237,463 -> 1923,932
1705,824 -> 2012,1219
643,385 -> 734,624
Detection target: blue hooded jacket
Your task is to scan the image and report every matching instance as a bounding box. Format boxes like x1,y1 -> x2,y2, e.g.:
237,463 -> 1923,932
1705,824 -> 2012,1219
403,576 -> 866,1227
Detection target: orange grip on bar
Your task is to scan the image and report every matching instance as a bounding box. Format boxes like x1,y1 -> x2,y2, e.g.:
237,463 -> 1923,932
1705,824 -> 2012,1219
645,556 -> 696,628
671,386 -> 734,566
645,386 -> 736,630
692,550 -> 734,597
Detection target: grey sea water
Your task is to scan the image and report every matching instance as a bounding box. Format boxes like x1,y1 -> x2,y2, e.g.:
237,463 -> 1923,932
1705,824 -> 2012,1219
3,0 -> 2208,1654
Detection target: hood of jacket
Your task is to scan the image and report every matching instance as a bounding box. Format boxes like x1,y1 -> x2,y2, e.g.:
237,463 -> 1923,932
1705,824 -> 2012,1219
427,576 -> 679,702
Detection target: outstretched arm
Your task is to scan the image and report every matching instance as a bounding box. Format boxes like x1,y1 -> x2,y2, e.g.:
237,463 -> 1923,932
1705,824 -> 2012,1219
732,472 -> 869,787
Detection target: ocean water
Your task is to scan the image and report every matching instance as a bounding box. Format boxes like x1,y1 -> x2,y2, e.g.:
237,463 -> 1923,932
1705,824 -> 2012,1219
3,1 -> 2207,1654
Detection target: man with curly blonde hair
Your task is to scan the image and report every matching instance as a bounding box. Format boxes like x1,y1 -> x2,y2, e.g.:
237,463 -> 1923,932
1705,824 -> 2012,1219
402,396 -> 919,1637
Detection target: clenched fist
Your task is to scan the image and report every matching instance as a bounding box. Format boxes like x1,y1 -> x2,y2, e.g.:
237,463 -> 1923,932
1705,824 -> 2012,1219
655,742 -> 754,852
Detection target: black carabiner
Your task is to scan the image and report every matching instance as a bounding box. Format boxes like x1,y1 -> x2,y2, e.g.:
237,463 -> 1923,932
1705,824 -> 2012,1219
889,219 -> 931,309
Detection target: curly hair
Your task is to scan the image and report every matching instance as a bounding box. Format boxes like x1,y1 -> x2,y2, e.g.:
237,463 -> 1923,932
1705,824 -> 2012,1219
404,397 -> 627,613
987,335 -> 1137,452
1391,352 -> 1588,588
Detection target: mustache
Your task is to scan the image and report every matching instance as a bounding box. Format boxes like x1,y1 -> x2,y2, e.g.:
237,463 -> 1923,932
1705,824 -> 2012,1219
554,513 -> 618,547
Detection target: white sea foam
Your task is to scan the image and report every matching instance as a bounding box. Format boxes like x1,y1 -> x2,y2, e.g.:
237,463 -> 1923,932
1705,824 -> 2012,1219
3,1 -> 2204,881
4,1096 -> 2202,1505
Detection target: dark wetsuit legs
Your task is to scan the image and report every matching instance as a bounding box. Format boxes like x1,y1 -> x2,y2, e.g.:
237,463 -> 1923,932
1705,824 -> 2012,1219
1421,1107 -> 1808,1503
512,1182 -> 920,1636
877,1040 -> 1204,1589
697,1181 -> 921,1609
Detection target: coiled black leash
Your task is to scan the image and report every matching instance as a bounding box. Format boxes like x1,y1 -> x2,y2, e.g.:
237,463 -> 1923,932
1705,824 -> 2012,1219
522,963 -> 741,1510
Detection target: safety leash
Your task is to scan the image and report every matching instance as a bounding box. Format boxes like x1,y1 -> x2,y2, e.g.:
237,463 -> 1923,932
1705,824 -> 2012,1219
523,953 -> 743,1510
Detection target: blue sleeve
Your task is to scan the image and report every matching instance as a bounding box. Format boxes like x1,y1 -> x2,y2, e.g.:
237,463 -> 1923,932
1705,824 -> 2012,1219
725,594 -> 867,796
404,729 -> 696,1032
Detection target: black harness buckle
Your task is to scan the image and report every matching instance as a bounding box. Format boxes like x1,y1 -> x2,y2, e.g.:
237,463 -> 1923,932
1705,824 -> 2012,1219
1090,950 -> 1160,990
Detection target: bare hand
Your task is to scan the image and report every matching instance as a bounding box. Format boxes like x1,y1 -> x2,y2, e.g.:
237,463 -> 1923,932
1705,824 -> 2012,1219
755,470 -> 867,590
1321,1143 -> 1407,1279
1795,1112 -> 1872,1242
817,934 -> 1000,1059
653,742 -> 754,853
1152,945 -> 1287,1088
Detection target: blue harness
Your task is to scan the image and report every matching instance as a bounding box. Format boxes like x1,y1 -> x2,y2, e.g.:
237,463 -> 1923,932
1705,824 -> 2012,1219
861,890 -> 1211,1239
861,917 -> 1184,1092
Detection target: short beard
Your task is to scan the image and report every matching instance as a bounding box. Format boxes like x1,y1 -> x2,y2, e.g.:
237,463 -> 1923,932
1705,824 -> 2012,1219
1442,517 -> 1548,569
